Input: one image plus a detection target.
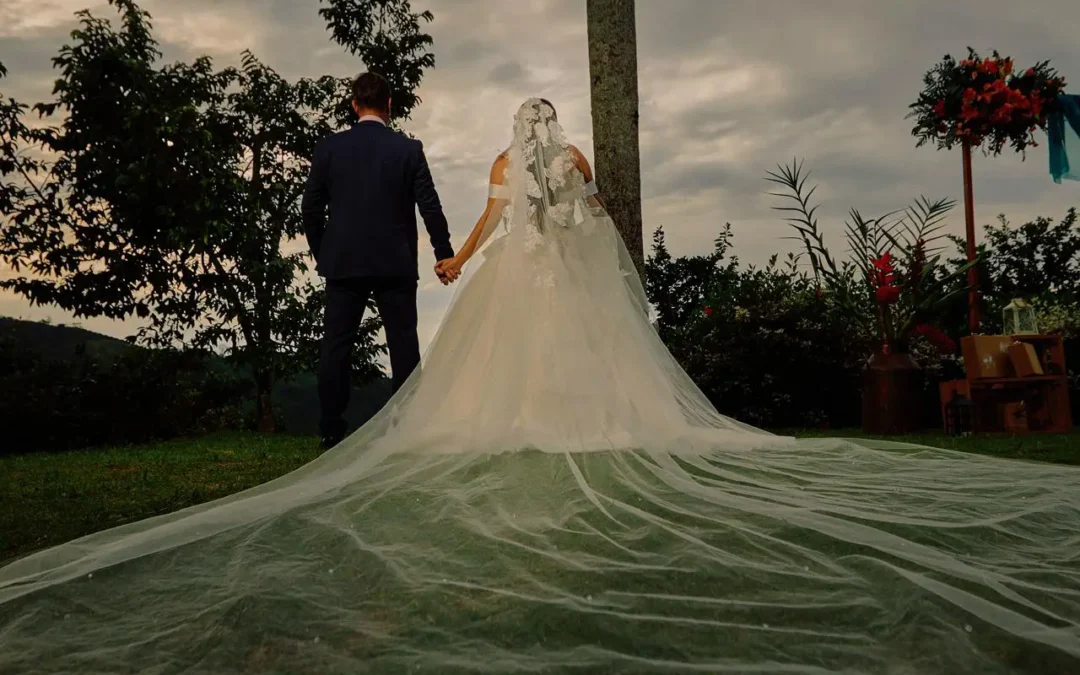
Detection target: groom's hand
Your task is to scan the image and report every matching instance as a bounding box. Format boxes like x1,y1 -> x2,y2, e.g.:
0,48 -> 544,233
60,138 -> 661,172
435,258 -> 461,285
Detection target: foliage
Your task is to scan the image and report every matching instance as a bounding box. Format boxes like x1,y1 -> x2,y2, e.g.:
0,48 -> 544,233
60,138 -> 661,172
0,333 -> 251,454
766,160 -> 973,352
319,0 -> 435,124
943,209 -> 1080,420
646,226 -> 866,428
908,48 -> 1067,156
0,1 -> 384,431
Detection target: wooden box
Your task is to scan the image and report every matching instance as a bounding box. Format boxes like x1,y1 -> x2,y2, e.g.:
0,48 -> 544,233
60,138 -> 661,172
1008,342 -> 1044,377
961,335 -> 1014,379
1003,402 -> 1029,433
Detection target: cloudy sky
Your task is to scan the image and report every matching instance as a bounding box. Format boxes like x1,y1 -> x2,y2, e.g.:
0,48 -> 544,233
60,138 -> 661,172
1,0 -> 1078,354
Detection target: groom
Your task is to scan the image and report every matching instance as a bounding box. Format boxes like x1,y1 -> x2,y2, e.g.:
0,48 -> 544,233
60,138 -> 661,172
302,72 -> 458,449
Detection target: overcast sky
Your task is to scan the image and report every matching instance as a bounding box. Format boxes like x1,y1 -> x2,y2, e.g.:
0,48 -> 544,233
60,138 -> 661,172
1,0 -> 1078,354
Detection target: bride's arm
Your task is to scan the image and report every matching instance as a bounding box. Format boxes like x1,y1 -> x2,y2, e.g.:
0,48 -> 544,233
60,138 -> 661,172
436,154 -> 509,278
568,145 -> 605,209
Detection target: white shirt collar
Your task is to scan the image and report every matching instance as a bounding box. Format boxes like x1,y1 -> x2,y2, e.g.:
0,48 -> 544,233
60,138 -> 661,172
358,115 -> 387,126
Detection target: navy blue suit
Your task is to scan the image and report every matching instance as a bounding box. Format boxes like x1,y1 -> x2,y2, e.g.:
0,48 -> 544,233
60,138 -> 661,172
302,120 -> 454,439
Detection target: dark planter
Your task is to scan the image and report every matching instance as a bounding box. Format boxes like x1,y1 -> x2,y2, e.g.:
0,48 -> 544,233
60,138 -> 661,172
862,346 -> 924,435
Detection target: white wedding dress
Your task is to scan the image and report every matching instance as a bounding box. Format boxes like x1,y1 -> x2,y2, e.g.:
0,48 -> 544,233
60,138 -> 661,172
1,99 -> 1078,673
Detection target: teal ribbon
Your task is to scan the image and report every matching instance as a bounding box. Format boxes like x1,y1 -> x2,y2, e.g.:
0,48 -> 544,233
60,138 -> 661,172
1049,93 -> 1080,183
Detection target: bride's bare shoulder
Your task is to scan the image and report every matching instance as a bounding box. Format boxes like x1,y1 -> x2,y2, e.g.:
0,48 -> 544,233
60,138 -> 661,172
490,152 -> 510,182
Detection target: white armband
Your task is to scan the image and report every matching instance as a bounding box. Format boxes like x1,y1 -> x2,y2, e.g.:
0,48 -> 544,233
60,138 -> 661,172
488,183 -> 510,199
583,181 -> 599,197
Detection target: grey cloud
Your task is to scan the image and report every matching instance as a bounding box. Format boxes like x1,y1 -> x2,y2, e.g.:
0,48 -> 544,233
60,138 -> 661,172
2,0 -> 1078,347
488,60 -> 524,84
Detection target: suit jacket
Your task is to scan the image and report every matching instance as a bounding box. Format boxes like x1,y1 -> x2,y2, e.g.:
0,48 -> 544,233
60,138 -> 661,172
301,121 -> 454,279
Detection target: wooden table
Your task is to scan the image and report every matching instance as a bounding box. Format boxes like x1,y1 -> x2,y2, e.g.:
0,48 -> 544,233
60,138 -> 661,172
940,335 -> 1072,434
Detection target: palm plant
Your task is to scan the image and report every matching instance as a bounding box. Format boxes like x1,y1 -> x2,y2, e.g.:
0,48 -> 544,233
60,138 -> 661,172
766,160 -> 975,353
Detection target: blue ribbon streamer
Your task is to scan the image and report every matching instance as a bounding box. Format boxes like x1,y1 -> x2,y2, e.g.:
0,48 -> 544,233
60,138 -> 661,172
1049,93 -> 1080,183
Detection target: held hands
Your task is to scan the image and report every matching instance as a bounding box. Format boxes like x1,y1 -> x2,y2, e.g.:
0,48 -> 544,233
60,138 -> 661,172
435,257 -> 463,285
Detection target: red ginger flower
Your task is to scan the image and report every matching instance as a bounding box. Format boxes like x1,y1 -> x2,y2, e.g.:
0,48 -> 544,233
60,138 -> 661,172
876,286 -> 901,304
870,253 -> 900,305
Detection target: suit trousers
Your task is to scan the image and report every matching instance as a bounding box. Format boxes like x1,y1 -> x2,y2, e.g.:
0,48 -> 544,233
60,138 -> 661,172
318,276 -> 419,439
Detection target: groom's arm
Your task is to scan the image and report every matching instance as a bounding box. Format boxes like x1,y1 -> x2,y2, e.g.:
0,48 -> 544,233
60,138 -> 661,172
411,141 -> 454,262
301,138 -> 331,263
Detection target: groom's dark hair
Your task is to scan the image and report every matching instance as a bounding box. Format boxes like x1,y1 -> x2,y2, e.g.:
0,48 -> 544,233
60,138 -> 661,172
353,72 -> 391,113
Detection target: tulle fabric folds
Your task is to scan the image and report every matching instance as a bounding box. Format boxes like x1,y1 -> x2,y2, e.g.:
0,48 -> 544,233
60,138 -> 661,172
2,100 -> 1079,673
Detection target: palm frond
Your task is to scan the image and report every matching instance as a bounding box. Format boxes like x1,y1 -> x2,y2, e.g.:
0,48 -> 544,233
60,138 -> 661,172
896,196 -> 955,252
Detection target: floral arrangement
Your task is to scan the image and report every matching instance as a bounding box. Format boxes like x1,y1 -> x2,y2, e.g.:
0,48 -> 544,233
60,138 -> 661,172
909,48 -> 1066,155
870,251 -> 956,354
767,161 -> 974,356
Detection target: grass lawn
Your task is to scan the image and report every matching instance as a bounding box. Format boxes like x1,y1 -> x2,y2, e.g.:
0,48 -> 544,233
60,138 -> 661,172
2,429 -> 1077,565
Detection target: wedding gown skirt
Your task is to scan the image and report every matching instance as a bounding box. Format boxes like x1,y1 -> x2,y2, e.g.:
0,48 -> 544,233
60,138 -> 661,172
1,212 -> 1079,674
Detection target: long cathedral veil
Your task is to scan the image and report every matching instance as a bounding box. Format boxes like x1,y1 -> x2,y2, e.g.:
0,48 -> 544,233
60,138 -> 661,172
1,100 -> 1079,673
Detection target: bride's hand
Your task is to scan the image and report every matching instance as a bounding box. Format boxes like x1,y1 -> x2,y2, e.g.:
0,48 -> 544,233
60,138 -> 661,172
435,257 -> 463,284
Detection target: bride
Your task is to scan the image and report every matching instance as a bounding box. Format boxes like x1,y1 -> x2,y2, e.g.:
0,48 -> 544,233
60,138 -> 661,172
1,98 -> 1078,673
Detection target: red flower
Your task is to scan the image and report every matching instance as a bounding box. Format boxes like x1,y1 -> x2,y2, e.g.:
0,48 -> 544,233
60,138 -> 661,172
875,285 -> 901,304
1031,94 -> 1044,119
871,253 -> 896,281
871,252 -> 894,270
913,323 -> 957,354
1024,67 -> 1036,78
991,104 -> 1015,125
962,87 -> 978,104
932,99 -> 946,117
981,59 -> 1000,76
703,306 -> 714,316
870,253 -> 900,304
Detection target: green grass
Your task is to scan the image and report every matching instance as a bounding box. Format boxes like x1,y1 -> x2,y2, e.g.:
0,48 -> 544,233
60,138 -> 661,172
0,432 -> 323,564
2,429 -> 1078,564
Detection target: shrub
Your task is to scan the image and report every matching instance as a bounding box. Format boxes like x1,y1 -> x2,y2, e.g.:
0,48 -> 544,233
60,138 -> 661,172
646,225 -> 866,428
0,335 -> 250,454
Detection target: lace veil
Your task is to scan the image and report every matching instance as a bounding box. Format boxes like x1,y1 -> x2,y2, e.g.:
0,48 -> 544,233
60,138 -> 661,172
472,98 -> 652,318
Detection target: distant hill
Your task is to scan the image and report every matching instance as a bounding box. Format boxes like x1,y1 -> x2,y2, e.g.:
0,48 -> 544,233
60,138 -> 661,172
0,316 -> 391,435
0,316 -> 134,365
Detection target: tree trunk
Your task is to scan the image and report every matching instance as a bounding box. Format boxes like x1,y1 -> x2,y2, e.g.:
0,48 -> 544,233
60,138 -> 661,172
586,0 -> 644,274
249,137 -> 277,433
255,370 -> 275,433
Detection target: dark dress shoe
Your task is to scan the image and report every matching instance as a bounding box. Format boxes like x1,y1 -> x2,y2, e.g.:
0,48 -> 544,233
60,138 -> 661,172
320,435 -> 343,450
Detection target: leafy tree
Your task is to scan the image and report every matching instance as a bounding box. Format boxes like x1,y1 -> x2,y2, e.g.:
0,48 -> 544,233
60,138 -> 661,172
319,0 -> 436,124
941,208 -> 1080,335
0,1 -> 384,432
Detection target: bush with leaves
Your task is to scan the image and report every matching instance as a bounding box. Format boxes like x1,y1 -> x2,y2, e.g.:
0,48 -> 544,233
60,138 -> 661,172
942,208 -> 1080,420
0,335 -> 250,455
646,225 -> 866,428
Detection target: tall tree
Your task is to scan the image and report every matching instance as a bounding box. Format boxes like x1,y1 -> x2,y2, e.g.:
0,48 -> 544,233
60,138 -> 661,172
587,0 -> 644,273
318,0 -> 435,125
0,1 -> 384,432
